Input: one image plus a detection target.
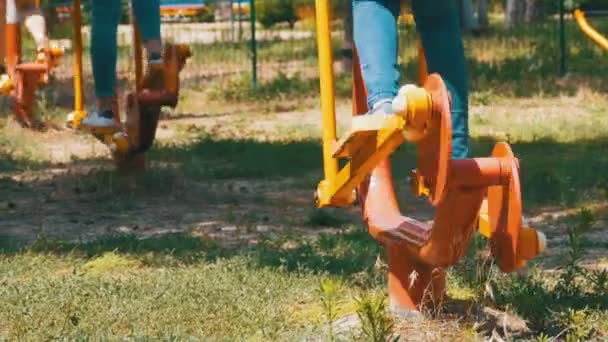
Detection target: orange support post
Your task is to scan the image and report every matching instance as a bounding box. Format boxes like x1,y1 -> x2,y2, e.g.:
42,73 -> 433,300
417,36 -> 427,86
6,0 -> 20,74
4,0 -> 62,128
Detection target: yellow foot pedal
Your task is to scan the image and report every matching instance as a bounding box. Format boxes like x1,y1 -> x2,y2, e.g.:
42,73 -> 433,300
0,74 -> 14,95
66,111 -> 88,129
333,114 -> 405,159
36,46 -> 65,67
108,132 -> 130,156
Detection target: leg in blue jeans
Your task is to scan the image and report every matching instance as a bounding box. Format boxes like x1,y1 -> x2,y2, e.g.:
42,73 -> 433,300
84,0 -> 163,128
353,0 -> 401,109
91,0 -> 121,99
353,0 -> 470,158
91,0 -> 163,99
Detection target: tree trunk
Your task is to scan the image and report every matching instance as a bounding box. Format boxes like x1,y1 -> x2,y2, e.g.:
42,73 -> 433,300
505,0 -> 525,28
524,0 -> 544,23
477,0 -> 489,28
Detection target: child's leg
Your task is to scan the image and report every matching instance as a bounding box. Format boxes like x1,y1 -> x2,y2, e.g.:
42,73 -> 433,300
412,0 -> 469,159
132,0 -> 164,90
91,0 -> 121,104
82,0 -> 121,127
17,0 -> 47,51
131,0 -> 162,62
353,0 -> 401,110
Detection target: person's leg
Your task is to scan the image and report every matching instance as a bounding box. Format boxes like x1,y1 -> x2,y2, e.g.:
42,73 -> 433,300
18,0 -> 47,52
82,0 -> 121,128
353,0 -> 401,113
132,0 -> 164,90
413,0 -> 469,159
131,0 -> 162,62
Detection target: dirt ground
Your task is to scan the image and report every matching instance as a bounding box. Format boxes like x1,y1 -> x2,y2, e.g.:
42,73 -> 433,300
1,98 -> 607,272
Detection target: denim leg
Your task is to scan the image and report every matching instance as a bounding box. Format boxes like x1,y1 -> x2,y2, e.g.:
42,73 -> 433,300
91,0 -> 121,98
132,0 -> 161,41
413,0 -> 470,159
353,0 -> 401,109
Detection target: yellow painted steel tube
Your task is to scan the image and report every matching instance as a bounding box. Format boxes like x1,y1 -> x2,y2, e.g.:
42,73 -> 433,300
72,0 -> 84,113
314,0 -> 338,182
574,9 -> 608,51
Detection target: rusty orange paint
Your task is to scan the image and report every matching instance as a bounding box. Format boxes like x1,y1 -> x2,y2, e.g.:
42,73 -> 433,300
348,51 -> 545,313
415,75 -> 452,205
417,36 -> 428,86
6,23 -> 20,74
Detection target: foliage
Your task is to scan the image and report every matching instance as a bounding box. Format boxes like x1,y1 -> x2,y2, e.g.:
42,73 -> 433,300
355,293 -> 397,342
255,0 -> 298,29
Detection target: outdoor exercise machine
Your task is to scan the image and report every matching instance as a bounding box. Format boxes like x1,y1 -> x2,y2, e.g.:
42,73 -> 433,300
66,0 -> 192,172
0,0 -> 64,128
573,7 -> 608,51
313,0 -> 547,315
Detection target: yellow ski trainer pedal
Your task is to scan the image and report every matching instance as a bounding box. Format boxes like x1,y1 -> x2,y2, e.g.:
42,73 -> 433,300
0,74 -> 14,95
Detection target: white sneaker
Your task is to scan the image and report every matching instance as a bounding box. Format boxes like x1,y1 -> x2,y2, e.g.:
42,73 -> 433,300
81,110 -> 116,128
367,99 -> 394,116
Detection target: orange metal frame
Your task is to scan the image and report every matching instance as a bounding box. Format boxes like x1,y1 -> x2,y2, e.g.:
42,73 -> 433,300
313,0 -> 546,315
353,48 -> 545,314
4,0 -> 62,129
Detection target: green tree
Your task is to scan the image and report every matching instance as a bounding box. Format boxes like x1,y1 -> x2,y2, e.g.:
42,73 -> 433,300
255,0 -> 298,29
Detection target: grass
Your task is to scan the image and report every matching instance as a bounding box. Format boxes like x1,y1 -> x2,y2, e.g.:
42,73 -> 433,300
1,16 -> 608,340
0,231 -> 382,340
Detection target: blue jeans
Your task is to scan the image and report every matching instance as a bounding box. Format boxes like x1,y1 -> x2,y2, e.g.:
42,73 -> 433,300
91,0 -> 161,98
353,0 -> 470,159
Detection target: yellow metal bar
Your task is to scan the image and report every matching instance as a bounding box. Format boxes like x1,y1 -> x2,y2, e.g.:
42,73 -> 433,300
574,9 -> 608,51
72,0 -> 84,113
314,0 -> 338,183
316,116 -> 406,207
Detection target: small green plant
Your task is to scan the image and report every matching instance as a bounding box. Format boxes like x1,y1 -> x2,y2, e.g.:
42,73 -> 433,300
589,269 -> 608,296
553,308 -> 595,342
555,208 -> 595,298
533,333 -> 551,342
318,278 -> 342,342
354,293 -> 397,342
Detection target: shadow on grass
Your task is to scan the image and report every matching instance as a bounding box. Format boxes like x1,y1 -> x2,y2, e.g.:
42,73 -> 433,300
1,132 -> 608,271
0,228 -> 384,281
2,132 -> 608,216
